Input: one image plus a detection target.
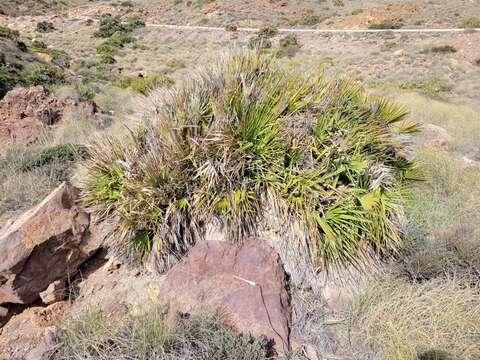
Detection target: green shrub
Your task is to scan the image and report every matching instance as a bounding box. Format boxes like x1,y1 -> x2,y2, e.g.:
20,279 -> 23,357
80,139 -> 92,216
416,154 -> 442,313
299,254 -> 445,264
475,58 -> 480,66
0,64 -> 16,98
36,21 -> 55,33
94,14 -> 143,63
423,45 -> 457,54
276,34 -> 299,58
119,0 -> 134,7
82,51 -> 419,271
295,14 -> 325,26
20,144 -> 88,173
130,73 -> 174,94
76,84 -> 96,101
248,35 -> 272,49
369,19 -> 403,29
125,15 -> 145,31
21,64 -> 63,86
115,73 -> 174,94
54,305 -> 270,360
351,9 -> 363,15
257,25 -> 278,38
94,14 -> 126,38
399,78 -> 452,100
460,16 -> 480,29
0,25 -> 19,39
225,24 -> 237,31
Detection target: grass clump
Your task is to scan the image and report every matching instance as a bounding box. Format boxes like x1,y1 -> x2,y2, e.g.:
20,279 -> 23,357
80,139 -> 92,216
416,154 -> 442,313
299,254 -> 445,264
81,51 -> 419,272
369,19 -> 403,29
349,277 -> 480,359
402,149 -> 480,281
460,16 -> 480,29
0,144 -> 83,215
54,305 -> 271,360
116,73 -> 174,95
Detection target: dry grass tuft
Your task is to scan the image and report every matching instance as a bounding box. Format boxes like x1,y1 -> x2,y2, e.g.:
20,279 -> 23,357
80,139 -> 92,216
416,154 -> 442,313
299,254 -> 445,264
54,305 -> 271,360
349,276 -> 480,360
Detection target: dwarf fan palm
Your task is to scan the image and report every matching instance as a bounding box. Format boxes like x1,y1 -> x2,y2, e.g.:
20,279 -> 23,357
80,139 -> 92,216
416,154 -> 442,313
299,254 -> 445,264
81,51 -> 419,272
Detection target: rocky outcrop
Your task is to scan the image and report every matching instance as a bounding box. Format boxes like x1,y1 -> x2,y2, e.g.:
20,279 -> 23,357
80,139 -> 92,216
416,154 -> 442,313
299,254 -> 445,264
0,301 -> 69,359
161,239 -> 291,354
0,85 -> 101,144
0,183 -> 102,305
0,86 -> 67,144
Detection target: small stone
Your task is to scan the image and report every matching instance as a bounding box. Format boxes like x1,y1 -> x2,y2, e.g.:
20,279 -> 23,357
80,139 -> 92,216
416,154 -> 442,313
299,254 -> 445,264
39,280 -> 65,305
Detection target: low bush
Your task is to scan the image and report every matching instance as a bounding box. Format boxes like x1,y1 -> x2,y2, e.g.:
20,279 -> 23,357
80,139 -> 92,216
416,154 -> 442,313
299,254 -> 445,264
248,36 -> 272,49
349,277 -> 480,359
399,78 -> 452,100
116,73 -> 174,94
76,84 -> 96,101
36,21 -> 55,33
369,19 -> 403,29
82,51 -> 419,271
21,64 -> 63,86
422,45 -> 457,54
30,40 -> 71,68
276,34 -> 299,58
0,64 -> 16,98
94,14 -> 126,38
257,25 -> 278,38
225,24 -> 237,31
54,305 -> 271,360
94,14 -> 144,63
460,16 -> 480,29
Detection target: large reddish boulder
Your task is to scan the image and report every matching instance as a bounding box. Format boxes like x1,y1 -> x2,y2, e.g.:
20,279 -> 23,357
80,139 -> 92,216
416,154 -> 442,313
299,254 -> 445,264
161,239 -> 291,354
0,183 -> 102,305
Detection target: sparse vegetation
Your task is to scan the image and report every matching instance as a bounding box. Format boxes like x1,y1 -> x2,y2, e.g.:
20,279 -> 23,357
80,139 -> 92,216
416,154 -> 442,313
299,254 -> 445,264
82,51 -> 419,271
54,305 -> 271,360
